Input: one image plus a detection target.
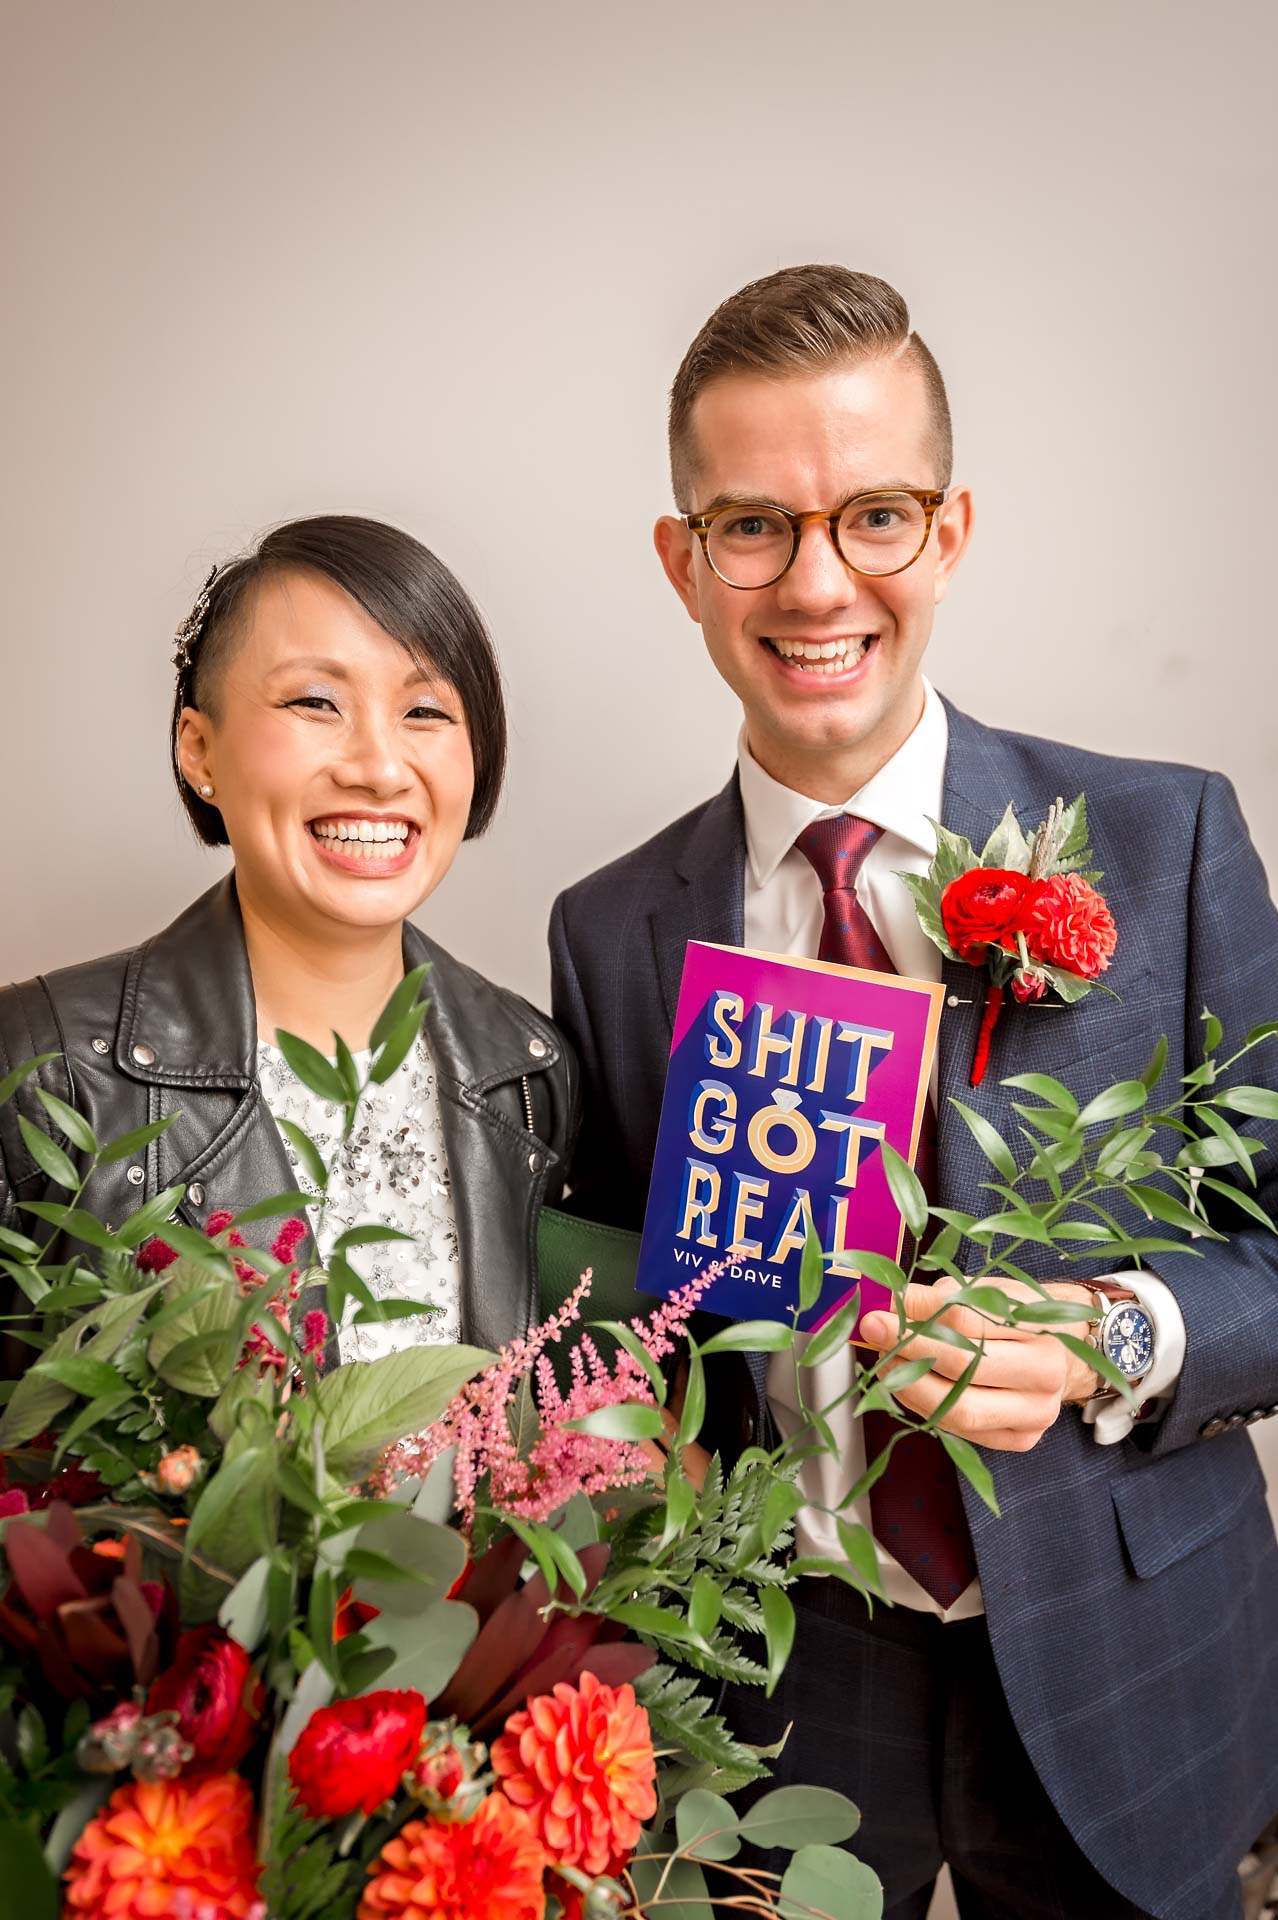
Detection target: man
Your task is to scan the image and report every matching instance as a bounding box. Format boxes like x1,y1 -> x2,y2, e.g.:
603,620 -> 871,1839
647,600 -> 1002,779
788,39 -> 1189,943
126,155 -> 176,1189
549,266 -> 1278,1919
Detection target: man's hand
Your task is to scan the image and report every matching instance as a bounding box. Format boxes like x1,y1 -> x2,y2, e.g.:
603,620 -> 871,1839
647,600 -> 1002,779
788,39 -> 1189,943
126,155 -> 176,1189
858,1277 -> 1101,1453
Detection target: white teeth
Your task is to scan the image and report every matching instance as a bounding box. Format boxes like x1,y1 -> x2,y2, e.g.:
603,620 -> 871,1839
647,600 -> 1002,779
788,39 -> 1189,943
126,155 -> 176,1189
769,636 -> 870,673
311,820 -> 411,852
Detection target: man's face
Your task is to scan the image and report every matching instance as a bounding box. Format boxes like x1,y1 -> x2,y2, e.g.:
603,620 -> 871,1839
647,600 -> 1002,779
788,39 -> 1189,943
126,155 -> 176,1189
654,354 -> 972,794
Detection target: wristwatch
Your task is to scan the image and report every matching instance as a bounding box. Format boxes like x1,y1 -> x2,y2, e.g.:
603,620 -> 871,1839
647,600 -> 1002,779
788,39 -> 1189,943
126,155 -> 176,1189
1080,1282 -> 1156,1395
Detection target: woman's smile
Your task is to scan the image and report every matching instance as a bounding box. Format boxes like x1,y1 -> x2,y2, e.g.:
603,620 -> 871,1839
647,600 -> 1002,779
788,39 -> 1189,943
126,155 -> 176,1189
306,810 -> 421,878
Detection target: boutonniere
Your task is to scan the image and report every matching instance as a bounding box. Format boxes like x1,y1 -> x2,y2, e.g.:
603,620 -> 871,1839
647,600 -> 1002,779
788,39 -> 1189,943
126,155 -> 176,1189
901,794 -> 1117,1087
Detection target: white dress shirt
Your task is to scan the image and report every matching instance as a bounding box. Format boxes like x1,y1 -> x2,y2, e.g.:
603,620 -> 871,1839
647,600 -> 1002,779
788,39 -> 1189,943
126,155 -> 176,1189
746,680 -> 1185,1620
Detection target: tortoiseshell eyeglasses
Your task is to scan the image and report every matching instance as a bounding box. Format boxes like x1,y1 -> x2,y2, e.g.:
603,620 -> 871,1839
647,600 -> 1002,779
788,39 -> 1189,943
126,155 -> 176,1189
685,488 -> 950,590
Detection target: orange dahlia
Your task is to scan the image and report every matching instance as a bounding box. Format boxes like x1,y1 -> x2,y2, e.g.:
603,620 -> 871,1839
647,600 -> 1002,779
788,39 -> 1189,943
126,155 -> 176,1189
358,1789 -> 547,1920
64,1770 -> 262,1918
491,1669 -> 657,1878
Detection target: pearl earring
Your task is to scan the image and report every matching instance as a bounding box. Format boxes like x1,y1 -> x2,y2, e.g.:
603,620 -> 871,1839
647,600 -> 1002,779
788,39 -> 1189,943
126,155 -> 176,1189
198,783 -> 215,799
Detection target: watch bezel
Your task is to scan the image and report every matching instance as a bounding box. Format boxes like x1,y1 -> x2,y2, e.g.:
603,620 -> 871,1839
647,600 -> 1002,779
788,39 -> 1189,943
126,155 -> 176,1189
1097,1298 -> 1155,1381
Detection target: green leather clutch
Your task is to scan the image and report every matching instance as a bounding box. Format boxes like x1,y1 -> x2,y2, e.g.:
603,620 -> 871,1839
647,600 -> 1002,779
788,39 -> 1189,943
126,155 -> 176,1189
536,1205 -> 660,1326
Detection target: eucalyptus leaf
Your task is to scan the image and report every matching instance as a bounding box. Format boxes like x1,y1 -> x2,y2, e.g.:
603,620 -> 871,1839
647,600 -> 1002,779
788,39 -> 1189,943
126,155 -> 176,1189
676,1787 -> 741,1862
740,1784 -> 861,1850
779,1842 -> 882,1919
354,1596 -> 477,1699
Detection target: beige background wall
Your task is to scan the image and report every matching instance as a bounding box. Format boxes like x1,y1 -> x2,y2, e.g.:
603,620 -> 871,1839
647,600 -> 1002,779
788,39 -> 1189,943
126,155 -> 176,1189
3,0 -> 1276,1844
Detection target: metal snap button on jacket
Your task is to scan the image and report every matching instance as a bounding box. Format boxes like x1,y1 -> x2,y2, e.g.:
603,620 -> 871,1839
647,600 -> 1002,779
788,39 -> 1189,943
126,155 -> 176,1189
131,1042 -> 157,1067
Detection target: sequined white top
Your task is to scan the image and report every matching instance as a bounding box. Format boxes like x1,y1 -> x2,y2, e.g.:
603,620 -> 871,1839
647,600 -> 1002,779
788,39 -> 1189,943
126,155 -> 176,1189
255,1033 -> 462,1363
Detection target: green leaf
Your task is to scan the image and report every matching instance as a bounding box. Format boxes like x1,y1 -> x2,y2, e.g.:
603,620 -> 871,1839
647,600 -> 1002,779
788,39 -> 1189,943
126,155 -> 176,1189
17,1204 -> 118,1251
926,819 -> 980,892
1052,1330 -> 1133,1397
275,1118 -> 328,1190
840,1252 -> 908,1293
800,1292 -> 862,1369
561,1401 -> 664,1441
628,1851 -> 712,1920
608,1600 -> 694,1644
274,1030 -> 348,1105
148,1269 -> 243,1396
740,1785 -> 862,1851
34,1088 -> 98,1153
1201,1006 -> 1223,1054
97,1114 -> 179,1166
1126,1183 -> 1225,1239
184,1446 -> 276,1578
799,1225 -> 824,1312
370,963 -> 431,1052
588,1320 -> 668,1401
836,1518 -> 884,1597
688,1571 -> 724,1642
18,1115 -> 78,1189
1192,1107 -> 1260,1185
1215,1084 -> 1278,1121
1196,1176 -> 1276,1233
1095,1127 -> 1156,1179
979,801 -> 1032,872
779,1842 -> 882,1919
313,1344 -> 493,1479
679,1343 -> 706,1446
354,1596 -> 477,1700
698,1319 -> 795,1355
1245,1021 -> 1278,1047
0,1818 -> 59,1920
333,1034 -> 362,1105
760,1477 -> 805,1551
0,1223 -> 41,1259
113,1186 -> 187,1248
331,1223 -> 416,1251
880,1141 -> 927,1237
938,1430 -> 999,1515
760,1584 -> 795,1698
1040,962 -> 1095,1005
218,1555 -> 272,1652
950,1100 -> 1017,1182
230,1190 -> 316,1226
369,1001 -> 427,1086
1139,1036 -> 1169,1091
1077,1081 -> 1148,1128
675,1787 -> 741,1862
999,1072 -> 1079,1114
0,1052 -> 61,1108
31,1353 -> 127,1398
968,1209 -> 1055,1246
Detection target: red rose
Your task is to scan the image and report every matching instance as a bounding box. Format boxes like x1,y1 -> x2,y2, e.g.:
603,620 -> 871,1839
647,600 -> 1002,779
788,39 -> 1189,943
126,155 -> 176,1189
1025,874 -> 1117,979
289,1689 -> 427,1818
147,1627 -> 263,1774
941,868 -> 1041,963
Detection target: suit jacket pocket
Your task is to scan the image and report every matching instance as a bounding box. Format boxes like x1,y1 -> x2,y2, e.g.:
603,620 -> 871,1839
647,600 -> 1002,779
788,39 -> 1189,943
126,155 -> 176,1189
1111,1427 -> 1266,1578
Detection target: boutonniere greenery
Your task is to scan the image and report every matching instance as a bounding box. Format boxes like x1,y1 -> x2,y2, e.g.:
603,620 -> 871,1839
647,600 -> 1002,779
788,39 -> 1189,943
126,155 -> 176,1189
902,794 -> 1117,1086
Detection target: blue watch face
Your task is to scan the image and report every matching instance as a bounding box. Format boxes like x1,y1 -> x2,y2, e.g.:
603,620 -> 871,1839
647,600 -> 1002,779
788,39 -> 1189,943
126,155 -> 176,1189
1102,1304 -> 1154,1378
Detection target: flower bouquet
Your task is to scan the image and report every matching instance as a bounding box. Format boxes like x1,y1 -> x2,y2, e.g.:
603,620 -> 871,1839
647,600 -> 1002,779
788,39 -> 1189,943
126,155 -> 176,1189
2,969 -> 1274,1919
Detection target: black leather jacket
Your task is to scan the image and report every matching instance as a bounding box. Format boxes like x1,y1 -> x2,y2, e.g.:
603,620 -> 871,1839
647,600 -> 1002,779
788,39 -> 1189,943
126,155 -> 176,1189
0,877 -> 579,1356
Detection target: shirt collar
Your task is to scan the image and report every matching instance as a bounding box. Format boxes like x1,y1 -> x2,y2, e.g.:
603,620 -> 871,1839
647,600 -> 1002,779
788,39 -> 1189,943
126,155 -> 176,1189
737,677 -> 949,889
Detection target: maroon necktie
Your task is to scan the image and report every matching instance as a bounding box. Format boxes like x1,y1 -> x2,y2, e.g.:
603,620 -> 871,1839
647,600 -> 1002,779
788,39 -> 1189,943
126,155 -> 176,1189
795,814 -> 976,1608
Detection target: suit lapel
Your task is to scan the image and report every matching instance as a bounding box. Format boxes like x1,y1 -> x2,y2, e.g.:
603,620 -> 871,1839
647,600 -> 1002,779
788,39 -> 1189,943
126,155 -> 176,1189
650,773 -> 747,1034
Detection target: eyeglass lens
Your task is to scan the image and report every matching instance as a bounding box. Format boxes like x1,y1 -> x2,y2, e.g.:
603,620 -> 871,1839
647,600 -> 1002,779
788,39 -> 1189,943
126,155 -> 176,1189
705,493 -> 929,586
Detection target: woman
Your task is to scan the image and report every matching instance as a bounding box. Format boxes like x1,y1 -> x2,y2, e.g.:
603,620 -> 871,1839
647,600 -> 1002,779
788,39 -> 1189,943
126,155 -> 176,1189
0,515 -> 578,1361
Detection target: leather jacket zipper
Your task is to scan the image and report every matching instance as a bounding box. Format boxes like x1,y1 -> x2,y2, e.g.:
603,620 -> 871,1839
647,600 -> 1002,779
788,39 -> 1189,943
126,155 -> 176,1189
520,1074 -> 535,1134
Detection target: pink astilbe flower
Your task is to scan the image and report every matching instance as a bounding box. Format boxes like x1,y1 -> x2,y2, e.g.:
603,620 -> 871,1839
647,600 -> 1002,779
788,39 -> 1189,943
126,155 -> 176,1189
373,1261 -> 725,1531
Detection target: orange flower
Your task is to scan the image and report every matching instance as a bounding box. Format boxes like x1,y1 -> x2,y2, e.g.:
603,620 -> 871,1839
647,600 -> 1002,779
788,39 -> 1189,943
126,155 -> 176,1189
491,1670 -> 657,1878
63,1771 -> 262,1918
358,1790 -> 547,1920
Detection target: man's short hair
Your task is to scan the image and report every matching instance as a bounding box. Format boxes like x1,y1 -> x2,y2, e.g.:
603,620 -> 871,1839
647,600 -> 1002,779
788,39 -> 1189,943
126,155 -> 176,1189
667,264 -> 952,508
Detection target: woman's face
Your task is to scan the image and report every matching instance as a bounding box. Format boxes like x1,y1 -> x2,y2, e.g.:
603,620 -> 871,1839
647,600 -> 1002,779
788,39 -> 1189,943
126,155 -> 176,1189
178,569 -> 476,940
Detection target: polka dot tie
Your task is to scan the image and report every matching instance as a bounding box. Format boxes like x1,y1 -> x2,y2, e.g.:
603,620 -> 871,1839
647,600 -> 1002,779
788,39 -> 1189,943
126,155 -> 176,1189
795,813 -> 976,1609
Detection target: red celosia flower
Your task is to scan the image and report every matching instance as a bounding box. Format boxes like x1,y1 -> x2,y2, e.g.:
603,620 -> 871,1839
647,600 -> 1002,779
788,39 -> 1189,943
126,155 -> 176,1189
491,1670 -> 657,1878
136,1236 -> 181,1273
1026,873 -> 1118,978
63,1771 -> 262,1918
289,1689 -> 427,1817
147,1626 -> 263,1774
358,1791 -> 547,1920
0,1488 -> 29,1517
941,868 -> 1041,963
272,1216 -> 308,1264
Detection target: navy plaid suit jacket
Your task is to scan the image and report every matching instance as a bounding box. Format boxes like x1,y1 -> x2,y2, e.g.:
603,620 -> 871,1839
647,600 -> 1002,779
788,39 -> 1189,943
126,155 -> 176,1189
550,698 -> 1278,1920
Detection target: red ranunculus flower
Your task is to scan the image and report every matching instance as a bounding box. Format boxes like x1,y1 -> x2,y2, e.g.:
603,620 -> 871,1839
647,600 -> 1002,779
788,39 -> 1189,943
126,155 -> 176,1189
289,1689 -> 428,1818
941,868 -> 1041,963
1026,873 -> 1118,978
147,1627 -> 263,1774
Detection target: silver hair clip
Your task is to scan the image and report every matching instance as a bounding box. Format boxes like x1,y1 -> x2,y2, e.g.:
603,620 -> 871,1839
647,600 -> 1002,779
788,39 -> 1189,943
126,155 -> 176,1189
173,564 -> 219,676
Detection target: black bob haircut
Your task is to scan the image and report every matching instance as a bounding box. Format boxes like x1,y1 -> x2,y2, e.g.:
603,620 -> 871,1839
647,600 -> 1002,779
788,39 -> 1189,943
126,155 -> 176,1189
169,515 -> 507,846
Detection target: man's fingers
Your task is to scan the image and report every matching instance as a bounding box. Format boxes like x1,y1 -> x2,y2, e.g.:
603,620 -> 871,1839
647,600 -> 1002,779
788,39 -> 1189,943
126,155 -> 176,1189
879,1335 -> 1061,1392
882,1364 -> 1060,1443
